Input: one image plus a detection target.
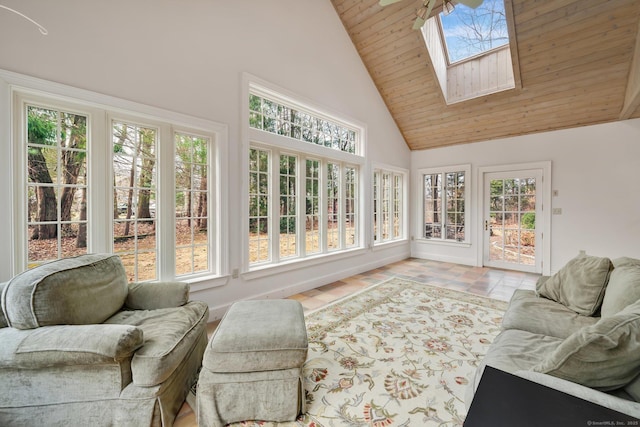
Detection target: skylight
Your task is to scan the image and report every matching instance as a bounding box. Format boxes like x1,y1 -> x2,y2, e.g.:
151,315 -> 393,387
439,0 -> 509,64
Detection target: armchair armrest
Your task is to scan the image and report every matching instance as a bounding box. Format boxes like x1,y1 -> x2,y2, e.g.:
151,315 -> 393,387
2,324 -> 143,369
514,370 -> 640,418
125,281 -> 189,310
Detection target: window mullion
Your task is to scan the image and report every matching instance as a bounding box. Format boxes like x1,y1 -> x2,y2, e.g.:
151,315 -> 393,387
339,163 -> 346,250
158,124 -> 174,280
319,159 -> 328,254
297,156 -> 305,259
270,148 -> 280,264
441,172 -> 447,241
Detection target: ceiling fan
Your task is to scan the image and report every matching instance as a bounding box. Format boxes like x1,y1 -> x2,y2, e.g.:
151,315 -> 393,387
379,0 -> 484,30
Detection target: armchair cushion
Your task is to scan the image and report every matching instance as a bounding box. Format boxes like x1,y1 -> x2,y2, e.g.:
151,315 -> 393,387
106,300 -> 208,387
537,255 -> 613,316
0,324 -> 142,369
125,281 -> 189,310
2,254 -> 128,329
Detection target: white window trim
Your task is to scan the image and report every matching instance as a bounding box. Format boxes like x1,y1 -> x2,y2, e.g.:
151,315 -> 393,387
1,69 -> 229,289
373,163 -> 409,248
241,73 -> 367,277
415,163 -> 471,245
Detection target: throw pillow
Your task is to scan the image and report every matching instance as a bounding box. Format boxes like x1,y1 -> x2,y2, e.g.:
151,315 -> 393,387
601,264 -> 640,317
537,255 -> 613,316
531,300 -> 640,389
2,254 -> 128,329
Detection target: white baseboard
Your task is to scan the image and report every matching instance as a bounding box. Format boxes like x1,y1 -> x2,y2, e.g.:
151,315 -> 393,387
205,249 -> 410,321
410,250 -> 477,267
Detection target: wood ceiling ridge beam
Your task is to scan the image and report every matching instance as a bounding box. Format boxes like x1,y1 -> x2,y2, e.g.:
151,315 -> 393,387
620,17 -> 640,119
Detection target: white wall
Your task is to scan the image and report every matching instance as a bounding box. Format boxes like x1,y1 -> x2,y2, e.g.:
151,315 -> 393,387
0,0 -> 411,318
411,118 -> 640,273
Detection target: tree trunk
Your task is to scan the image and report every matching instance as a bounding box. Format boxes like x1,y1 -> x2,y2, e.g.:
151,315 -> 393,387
28,147 -> 57,239
136,131 -> 155,223
76,185 -> 87,248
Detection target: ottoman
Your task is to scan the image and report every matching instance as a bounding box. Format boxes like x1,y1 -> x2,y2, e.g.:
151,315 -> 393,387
196,299 -> 308,427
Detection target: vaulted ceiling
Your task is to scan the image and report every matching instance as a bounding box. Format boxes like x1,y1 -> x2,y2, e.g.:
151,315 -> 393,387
331,0 -> 640,150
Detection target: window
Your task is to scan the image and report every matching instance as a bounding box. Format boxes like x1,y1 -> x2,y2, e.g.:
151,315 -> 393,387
26,105 -> 88,268
175,133 -> 211,276
249,147 -> 270,263
112,121 -> 158,282
13,86 -> 224,284
420,165 -> 470,243
373,166 -> 407,244
245,78 -> 365,271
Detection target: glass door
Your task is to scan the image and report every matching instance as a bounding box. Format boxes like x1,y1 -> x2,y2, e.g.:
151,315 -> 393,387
483,170 -> 542,273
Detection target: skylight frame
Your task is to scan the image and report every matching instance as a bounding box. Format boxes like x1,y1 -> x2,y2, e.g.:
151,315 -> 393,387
420,0 -> 521,104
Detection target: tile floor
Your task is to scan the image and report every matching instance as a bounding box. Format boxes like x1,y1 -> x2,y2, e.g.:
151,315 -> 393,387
174,257 -> 540,426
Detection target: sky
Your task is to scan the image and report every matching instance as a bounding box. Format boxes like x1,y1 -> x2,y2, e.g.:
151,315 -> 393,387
439,0 -> 509,63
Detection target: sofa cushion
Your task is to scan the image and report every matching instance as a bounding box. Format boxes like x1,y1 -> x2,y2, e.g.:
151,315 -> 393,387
105,300 -> 209,387
0,282 -> 7,328
2,254 -> 128,329
601,263 -> 640,317
532,300 -> 640,390
502,290 -> 599,339
537,255 -> 613,316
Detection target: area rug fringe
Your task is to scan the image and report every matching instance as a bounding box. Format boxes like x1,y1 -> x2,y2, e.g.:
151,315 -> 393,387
191,277 -> 508,427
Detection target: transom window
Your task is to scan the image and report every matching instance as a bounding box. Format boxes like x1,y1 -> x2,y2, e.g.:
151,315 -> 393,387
420,165 -> 470,243
246,79 -> 365,271
249,93 -> 359,155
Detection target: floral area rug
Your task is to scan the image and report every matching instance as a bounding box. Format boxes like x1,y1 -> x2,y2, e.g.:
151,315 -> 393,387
226,277 -> 507,427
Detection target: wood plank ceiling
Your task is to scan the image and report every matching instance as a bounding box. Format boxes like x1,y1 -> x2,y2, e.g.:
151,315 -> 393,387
331,0 -> 640,150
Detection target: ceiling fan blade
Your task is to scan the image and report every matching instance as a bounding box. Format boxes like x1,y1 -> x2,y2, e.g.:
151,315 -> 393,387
379,0 -> 403,6
412,0 -> 435,30
455,0 -> 484,8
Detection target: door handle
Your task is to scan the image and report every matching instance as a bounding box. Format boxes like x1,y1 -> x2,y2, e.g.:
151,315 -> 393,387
485,220 -> 488,231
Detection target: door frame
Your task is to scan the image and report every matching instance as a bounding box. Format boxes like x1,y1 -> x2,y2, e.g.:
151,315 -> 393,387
476,162 -> 551,276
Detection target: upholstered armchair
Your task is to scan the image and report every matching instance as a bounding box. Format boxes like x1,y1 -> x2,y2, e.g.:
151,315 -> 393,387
0,253 -> 209,426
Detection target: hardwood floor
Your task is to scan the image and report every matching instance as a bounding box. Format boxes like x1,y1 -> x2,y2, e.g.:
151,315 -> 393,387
174,257 -> 539,426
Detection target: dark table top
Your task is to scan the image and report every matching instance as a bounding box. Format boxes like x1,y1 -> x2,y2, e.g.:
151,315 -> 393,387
464,366 -> 640,427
